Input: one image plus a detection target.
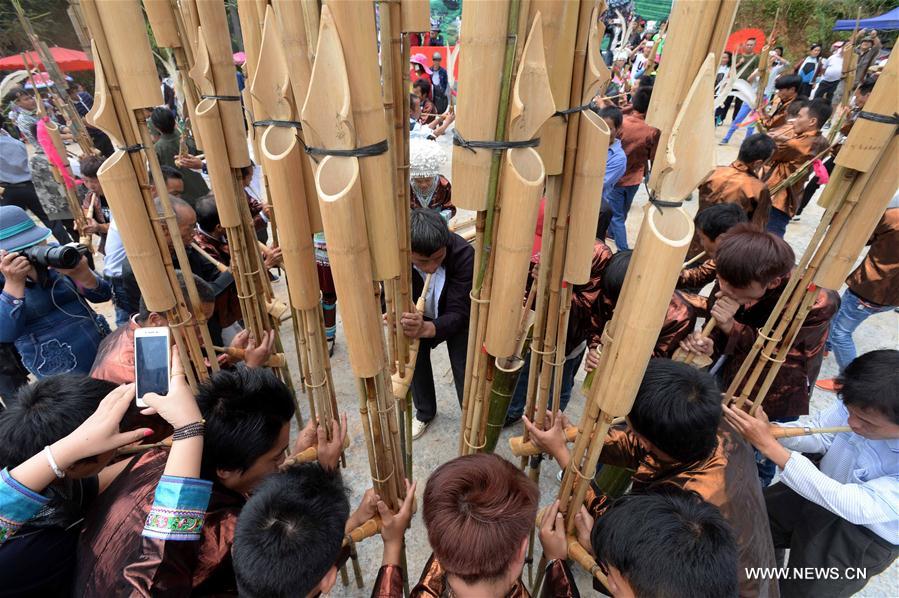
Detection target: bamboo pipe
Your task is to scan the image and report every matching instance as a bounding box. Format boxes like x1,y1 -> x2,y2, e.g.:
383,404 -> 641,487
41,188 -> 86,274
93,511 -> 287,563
400,0 -> 429,32
530,0 -> 579,175
281,434 -> 351,468
391,273 -> 432,399
683,250 -> 707,269
321,1 -> 400,281
314,156 -> 386,378
190,242 -> 229,273
772,425 -> 852,439
344,516 -> 382,546
193,2 -> 250,167
511,425 -> 579,457
563,112 -> 611,284
568,537 -> 609,587
142,0 -> 181,48
485,149 -> 546,357
559,205 -> 693,533
451,0 -> 510,211
213,346 -> 287,368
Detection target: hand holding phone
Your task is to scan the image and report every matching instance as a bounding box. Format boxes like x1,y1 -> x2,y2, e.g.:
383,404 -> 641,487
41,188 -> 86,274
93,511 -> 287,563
134,327 -> 171,407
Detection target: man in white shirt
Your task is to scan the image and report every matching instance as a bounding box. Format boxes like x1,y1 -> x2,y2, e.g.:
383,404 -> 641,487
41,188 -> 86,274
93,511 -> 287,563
724,349 -> 899,597
813,42 -> 845,105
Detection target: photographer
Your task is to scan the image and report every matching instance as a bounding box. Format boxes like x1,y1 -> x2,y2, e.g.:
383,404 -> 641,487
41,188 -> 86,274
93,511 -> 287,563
0,206 -> 111,378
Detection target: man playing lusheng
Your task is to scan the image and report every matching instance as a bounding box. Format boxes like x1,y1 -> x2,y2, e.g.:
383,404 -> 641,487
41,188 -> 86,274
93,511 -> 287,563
403,209 -> 473,440
679,225 -> 839,485
525,358 -> 780,598
725,349 -> 899,598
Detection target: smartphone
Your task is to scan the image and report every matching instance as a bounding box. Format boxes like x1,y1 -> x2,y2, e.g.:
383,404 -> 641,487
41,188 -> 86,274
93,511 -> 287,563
134,327 -> 171,407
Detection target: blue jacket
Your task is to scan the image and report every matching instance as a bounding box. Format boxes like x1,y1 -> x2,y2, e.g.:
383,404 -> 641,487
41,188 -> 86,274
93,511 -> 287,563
0,269 -> 111,378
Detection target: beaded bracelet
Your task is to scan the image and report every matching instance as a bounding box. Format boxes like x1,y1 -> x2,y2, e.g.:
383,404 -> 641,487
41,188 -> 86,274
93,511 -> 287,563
172,420 -> 206,441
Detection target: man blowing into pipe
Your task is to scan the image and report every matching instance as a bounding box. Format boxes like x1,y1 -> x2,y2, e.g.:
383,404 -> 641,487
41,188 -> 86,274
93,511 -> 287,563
525,358 -> 779,597
403,208 -> 473,440
678,225 -> 839,486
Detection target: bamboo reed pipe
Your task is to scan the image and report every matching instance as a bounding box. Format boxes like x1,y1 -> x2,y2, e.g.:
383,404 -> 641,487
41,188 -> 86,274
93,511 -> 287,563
82,0 -> 216,383
772,425 -> 852,439
683,250 -> 708,269
193,2 -> 250,167
530,1 -> 579,175
485,149 -> 545,357
391,273 -> 432,399
560,205 -> 693,533
314,156 -> 386,378
190,242 -> 229,273
281,434 -> 351,468
451,0 -> 510,211
142,0 -> 181,48
191,100 -> 243,228
563,112 -> 610,284
322,1 -> 400,281
568,537 -> 609,587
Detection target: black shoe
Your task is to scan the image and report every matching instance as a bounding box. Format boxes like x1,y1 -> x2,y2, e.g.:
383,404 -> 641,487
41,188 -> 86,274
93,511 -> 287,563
327,338 -> 335,358
503,414 -> 522,428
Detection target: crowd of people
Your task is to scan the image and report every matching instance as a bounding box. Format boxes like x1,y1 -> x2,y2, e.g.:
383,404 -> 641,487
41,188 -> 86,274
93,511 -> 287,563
0,8 -> 896,598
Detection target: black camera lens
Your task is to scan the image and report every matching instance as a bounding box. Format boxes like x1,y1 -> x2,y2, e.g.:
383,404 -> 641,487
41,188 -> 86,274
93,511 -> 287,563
22,245 -> 82,269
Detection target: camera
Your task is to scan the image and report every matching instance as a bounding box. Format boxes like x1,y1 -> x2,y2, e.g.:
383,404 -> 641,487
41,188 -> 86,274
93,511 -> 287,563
22,243 -> 90,270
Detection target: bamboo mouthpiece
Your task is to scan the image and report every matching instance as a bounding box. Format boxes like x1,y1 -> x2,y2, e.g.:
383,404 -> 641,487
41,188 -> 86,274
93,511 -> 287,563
281,434 -> 352,468
771,425 -> 851,439
509,426 -> 579,457
115,438 -> 173,456
343,516 -> 381,546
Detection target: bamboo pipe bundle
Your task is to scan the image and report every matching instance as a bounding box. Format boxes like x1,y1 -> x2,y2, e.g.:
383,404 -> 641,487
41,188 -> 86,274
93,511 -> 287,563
80,0 -> 216,385
520,2 -> 601,462
315,156 -> 386,378
451,0 -> 511,211
559,205 -> 693,532
459,6 -> 554,456
646,0 -> 737,191
321,0 -> 400,282
530,1 -> 580,175
485,149 -> 546,357
723,55 -> 897,413
192,2 -> 250,167
563,112 -> 610,283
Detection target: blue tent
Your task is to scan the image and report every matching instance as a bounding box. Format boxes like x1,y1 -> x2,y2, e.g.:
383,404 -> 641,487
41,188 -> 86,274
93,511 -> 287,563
833,7 -> 899,31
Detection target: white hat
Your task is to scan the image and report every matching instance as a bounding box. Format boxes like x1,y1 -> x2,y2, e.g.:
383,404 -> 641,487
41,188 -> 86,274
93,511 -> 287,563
409,137 -> 446,179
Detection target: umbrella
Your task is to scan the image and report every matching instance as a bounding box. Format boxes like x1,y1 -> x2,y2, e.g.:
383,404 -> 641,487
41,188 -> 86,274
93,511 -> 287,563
0,47 -> 93,72
233,51 -> 246,66
725,28 -> 766,54
24,72 -> 72,90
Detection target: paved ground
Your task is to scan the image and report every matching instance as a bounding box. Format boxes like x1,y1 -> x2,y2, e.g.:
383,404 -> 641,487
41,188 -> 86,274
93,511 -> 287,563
81,119 -> 896,595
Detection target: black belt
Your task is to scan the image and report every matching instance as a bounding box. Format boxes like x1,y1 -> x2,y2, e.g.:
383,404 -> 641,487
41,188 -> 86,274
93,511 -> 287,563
0,181 -> 31,187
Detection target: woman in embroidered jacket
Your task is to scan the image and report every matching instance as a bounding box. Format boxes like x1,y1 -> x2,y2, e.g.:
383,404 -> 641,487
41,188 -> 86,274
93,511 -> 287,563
409,138 -> 456,220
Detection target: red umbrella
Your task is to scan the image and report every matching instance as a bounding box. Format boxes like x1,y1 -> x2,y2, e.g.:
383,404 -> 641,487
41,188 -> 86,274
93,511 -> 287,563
0,47 -> 93,72
725,28 -> 766,54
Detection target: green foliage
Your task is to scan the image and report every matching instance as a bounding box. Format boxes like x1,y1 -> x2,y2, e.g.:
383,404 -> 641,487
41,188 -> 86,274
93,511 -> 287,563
734,0 -> 895,60
0,0 -> 82,57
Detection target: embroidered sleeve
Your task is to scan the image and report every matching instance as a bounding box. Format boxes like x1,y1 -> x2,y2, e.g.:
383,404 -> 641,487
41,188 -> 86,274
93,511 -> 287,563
142,475 -> 212,541
0,468 -> 51,545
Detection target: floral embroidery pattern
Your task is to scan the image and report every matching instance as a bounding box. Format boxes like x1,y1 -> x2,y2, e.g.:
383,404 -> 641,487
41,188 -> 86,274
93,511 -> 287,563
143,507 -> 206,541
36,339 -> 77,376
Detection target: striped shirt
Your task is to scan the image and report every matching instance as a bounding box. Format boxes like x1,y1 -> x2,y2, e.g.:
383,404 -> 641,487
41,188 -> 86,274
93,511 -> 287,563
778,401 -> 899,545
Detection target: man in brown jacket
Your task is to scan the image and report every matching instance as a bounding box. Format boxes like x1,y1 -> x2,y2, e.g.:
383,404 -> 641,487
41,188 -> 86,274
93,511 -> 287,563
690,134 -> 775,257
764,100 -> 831,237
679,226 -> 839,485
759,74 -> 803,131
817,202 -> 899,391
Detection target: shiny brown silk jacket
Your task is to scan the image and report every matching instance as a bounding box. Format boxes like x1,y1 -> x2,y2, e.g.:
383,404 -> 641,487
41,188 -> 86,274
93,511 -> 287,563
590,290 -> 696,358
372,555 -> 578,597
588,424 -> 780,598
759,96 -> 797,131
709,279 -> 840,420
846,208 -> 899,306
678,258 -> 718,290
764,130 -> 828,217
74,450 -> 241,597
616,112 -> 660,187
